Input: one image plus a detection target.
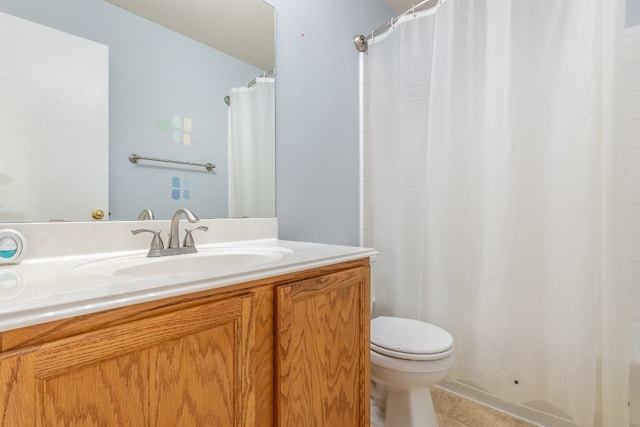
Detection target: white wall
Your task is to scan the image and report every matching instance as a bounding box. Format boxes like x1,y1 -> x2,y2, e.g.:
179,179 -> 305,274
625,25 -> 640,330
0,12 -> 108,222
624,25 -> 640,426
269,0 -> 393,246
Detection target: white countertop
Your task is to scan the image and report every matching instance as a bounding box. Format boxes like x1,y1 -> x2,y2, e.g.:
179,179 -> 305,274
0,237 -> 377,332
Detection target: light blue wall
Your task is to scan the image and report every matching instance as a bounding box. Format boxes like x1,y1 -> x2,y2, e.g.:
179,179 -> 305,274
269,0 -> 393,246
1,0 -> 263,220
627,0 -> 640,27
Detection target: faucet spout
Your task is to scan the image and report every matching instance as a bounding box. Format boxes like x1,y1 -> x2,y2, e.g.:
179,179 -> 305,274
137,209 -> 155,220
168,208 -> 199,249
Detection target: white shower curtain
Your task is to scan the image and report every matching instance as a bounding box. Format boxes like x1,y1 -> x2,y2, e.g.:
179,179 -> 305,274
367,1 -> 629,426
228,77 -> 275,218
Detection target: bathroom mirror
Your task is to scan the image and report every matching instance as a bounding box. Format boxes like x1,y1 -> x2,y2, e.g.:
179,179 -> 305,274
0,0 -> 275,222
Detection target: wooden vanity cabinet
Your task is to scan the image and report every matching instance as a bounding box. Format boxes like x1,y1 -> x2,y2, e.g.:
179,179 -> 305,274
0,295 -> 255,427
276,266 -> 370,427
0,259 -> 370,427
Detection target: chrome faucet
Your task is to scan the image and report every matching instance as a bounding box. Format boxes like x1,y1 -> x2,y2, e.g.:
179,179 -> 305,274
167,208 -> 199,249
137,209 -> 155,220
131,208 -> 208,257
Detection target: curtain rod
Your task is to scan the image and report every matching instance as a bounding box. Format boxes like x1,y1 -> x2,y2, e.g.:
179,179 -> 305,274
225,69 -> 275,106
354,0 -> 443,52
246,68 -> 275,88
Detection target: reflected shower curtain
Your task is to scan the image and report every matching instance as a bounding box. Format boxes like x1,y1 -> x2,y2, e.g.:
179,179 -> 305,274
367,1 -> 628,426
228,77 -> 275,218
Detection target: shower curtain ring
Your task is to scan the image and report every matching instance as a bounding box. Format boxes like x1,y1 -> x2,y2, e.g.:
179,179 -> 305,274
412,5 -> 416,16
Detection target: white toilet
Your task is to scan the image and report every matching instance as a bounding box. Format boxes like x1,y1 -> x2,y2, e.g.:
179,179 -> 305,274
370,316 -> 455,427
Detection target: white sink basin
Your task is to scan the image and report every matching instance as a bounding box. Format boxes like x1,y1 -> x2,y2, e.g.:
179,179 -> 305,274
74,246 -> 293,277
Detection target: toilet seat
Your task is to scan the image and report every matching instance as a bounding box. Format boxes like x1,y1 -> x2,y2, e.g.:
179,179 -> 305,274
371,316 -> 454,361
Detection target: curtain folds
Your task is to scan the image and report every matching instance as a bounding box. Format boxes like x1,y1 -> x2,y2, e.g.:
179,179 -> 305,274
228,77 -> 275,218
367,1 -> 628,425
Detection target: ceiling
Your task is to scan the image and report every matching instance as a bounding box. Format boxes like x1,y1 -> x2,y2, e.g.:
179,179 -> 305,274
104,0 -> 418,70
105,0 -> 274,70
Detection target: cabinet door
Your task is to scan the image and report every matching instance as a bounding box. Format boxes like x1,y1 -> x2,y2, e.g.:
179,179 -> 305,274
0,348 -> 36,426
276,267 -> 370,427
0,294 -> 255,427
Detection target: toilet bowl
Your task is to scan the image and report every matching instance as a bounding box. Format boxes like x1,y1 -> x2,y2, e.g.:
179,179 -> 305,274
370,316 -> 454,427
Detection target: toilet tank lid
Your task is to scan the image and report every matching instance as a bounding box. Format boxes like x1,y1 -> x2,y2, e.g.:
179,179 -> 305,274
371,316 -> 454,355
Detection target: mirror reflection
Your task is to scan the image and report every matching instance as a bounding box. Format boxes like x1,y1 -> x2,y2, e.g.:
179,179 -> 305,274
0,0 -> 275,222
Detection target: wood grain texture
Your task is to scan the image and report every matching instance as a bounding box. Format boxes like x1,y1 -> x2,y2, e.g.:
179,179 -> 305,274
3,286 -> 277,426
148,325 -> 235,426
238,294 -> 257,427
28,295 -> 253,427
39,351 -> 148,426
34,295 -> 247,379
0,349 -> 36,426
252,289 -> 275,427
276,267 -> 370,427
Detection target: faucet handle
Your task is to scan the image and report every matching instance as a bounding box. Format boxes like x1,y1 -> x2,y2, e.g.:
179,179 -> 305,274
183,226 -> 208,248
131,228 -> 164,250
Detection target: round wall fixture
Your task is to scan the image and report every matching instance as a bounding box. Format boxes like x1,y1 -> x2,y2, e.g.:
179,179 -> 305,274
0,229 -> 27,265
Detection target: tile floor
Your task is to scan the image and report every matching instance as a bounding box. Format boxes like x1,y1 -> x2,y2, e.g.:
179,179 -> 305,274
431,387 -> 538,427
